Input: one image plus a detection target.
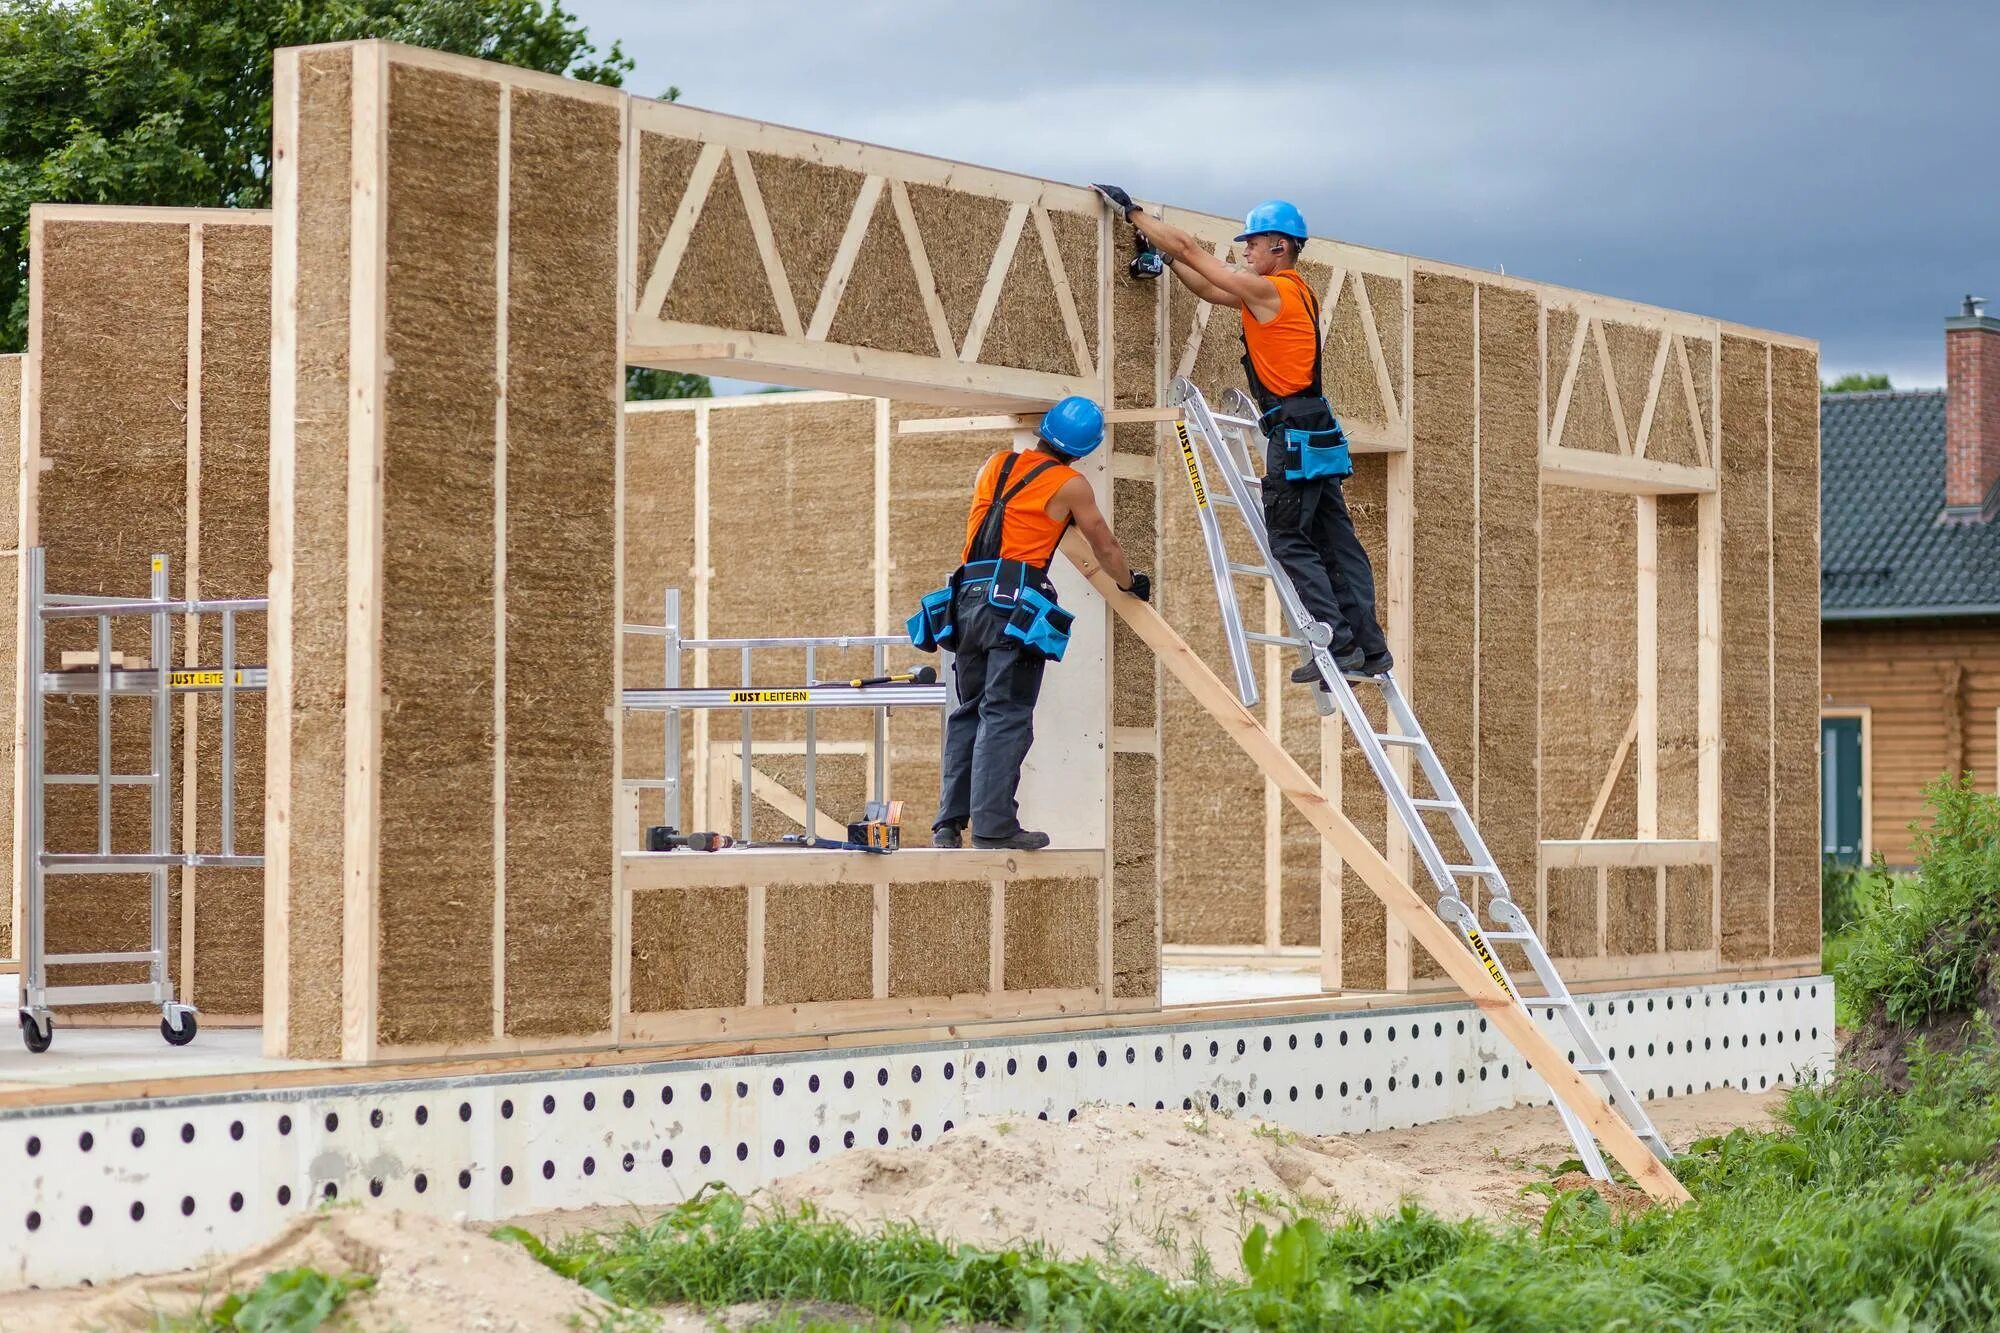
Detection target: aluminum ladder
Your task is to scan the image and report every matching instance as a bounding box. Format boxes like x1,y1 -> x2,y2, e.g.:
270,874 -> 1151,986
1167,377 -> 1670,1181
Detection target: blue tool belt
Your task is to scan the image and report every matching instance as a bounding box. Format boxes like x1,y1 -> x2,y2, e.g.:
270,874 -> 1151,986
907,558 -> 1073,662
1262,395 -> 1353,482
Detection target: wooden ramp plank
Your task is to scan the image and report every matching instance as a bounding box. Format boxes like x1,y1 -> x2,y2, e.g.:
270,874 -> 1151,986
1062,532 -> 1691,1204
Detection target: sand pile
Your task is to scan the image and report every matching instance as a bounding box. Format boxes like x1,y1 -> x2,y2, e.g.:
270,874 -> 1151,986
0,1210 -> 606,1333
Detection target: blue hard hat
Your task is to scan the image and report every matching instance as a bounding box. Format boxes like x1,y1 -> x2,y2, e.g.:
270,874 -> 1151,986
1235,199 -> 1309,242
1037,395 -> 1105,460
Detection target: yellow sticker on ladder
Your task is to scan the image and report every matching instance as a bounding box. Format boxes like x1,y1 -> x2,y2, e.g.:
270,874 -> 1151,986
170,670 -> 244,688
1175,422 -> 1208,509
1463,928 -> 1515,1000
727,689 -> 809,705
150,557 -> 164,572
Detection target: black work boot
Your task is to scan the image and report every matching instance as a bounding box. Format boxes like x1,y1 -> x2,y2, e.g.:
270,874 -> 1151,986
1358,649 -> 1395,677
931,824 -> 965,849
972,829 -> 1051,851
1291,644 -> 1365,683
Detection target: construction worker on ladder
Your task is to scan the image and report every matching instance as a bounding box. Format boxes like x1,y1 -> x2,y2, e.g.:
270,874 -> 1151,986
907,396 -> 1150,851
1093,185 -> 1391,682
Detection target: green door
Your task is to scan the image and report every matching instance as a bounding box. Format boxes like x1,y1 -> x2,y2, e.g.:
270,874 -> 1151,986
1821,716 -> 1863,865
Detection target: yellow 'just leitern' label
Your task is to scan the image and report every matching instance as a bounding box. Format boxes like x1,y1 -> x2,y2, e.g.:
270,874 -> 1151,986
1463,928 -> 1514,999
1175,422 -> 1208,509
170,670 -> 234,688
727,689 -> 810,704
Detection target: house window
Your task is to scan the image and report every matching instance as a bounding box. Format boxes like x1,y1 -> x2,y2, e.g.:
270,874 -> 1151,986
1821,714 -> 1865,865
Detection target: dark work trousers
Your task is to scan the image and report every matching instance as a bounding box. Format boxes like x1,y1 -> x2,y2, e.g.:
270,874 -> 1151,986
1262,471 -> 1388,658
934,593 -> 1047,838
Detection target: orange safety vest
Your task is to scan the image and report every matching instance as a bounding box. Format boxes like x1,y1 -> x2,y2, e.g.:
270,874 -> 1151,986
1239,269 -> 1322,400
962,449 -> 1079,568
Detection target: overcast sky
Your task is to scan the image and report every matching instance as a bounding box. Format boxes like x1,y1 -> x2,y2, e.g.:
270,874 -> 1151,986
570,0 -> 1997,388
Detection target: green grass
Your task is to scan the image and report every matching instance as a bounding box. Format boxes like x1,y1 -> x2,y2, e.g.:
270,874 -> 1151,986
499,1032 -> 2000,1331
154,1267 -> 374,1332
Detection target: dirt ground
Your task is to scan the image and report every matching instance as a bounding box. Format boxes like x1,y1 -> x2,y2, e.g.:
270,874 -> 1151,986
0,1089 -> 1777,1330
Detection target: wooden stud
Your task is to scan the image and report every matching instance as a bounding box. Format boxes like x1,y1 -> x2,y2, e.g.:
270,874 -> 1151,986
1631,332 -> 1671,459
626,846 -> 1102,893
1764,344 -> 1776,957
1061,532 -> 1690,1202
1541,446 -> 1715,495
958,200 -> 1028,364
634,141 -> 724,322
805,173 -> 886,342
1674,334 -> 1711,467
726,146 -> 802,339
492,84 -> 511,1041
1540,838 -> 1717,869
1547,309 -> 1589,452
1635,494 -> 1659,839
887,179 -> 955,360
1592,318 -> 1632,457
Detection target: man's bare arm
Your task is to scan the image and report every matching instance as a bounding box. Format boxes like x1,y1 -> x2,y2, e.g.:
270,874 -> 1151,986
1052,475 -> 1134,589
1130,207 -> 1281,321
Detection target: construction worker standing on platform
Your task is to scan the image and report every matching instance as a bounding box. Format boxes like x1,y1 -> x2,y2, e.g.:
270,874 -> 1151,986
907,396 -> 1150,851
1093,185 -> 1390,683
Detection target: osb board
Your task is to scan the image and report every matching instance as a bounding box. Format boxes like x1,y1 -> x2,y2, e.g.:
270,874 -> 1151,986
1655,495 -> 1701,838
282,47 -> 356,1056
1664,863 -> 1713,952
501,86 -> 623,1038
1112,751 -> 1158,999
1361,273 -> 1406,416
1545,865 -> 1597,959
1539,485 -> 1636,839
824,188 -> 937,358
1337,457 -> 1390,987
33,217 -> 190,988
621,409 -> 697,830
1160,419 -> 1264,944
189,221 -> 272,1015
1409,272 -> 1474,977
1718,336 -> 1772,962
763,883 -> 872,1005
1326,271 -> 1387,428
633,132 -> 700,298
1768,344 -> 1821,960
1110,476 -> 1157,731
904,186 -> 1009,353
887,880 -> 989,998
708,400 -> 876,743
629,886 -> 746,1012
1608,865 -> 1658,955
374,64 -> 501,1047
976,209 -> 1079,377
1476,285 -> 1541,913
1002,875 -> 1098,991
657,148 -> 785,335
749,154 -> 865,324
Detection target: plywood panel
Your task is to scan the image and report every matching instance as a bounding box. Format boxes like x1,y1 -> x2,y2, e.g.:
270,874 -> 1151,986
1718,336 -> 1772,961
501,86 -> 623,1037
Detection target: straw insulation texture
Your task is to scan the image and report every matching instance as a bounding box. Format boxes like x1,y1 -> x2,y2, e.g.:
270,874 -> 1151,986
658,149 -> 785,335
1664,863 -> 1713,952
1545,866 -> 1597,958
1602,321 -> 1658,449
751,154 -> 865,323
905,186 -> 1009,354
1547,310 -> 1621,455
629,886 -> 746,1012
501,86 -> 623,1038
281,48 -> 355,1057
1362,274 -> 1406,416
1112,750 -> 1158,998
1475,286 -> 1541,918
888,880 -> 989,998
1645,341 -> 1706,468
763,883 -> 873,1005
1336,458 -> 1390,987
374,64 -> 500,1047
1655,495 -> 1702,840
1718,336 -> 1772,962
1325,270 -> 1388,429
1608,865 -> 1658,955
1004,875 -> 1098,991
633,131 -> 699,299
977,208 -> 1084,376
33,217 -> 189,990
1540,485 -> 1637,841
825,189 -> 939,358
189,221 -> 271,1015
1408,272 -> 1474,979
1769,344 -> 1820,959
621,408 -> 698,831
1111,476 -> 1157,731
0,355 -> 17,542
1111,262 -> 1160,410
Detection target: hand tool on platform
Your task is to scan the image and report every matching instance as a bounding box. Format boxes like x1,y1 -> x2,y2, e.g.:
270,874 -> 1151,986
811,664 -> 937,689
846,800 -> 903,851
645,825 -> 734,852
770,833 -> 893,854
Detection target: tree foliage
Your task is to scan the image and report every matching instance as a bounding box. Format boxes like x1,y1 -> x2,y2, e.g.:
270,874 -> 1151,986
1824,372 -> 1893,393
0,0 -> 640,352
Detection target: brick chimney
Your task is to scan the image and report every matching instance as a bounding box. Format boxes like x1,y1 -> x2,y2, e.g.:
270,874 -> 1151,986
1945,294 -> 2000,518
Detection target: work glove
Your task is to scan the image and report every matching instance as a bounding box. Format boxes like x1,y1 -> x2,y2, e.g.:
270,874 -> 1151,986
1092,183 -> 1138,220
1121,571 -> 1152,603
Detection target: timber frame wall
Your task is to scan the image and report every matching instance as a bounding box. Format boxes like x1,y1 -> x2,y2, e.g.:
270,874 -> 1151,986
13,38 -> 1817,1061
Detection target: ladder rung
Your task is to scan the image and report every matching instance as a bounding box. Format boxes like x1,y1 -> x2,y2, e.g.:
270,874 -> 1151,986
1480,930 -> 1534,943
1576,1062 -> 1611,1075
1372,732 -> 1424,747
1211,493 -> 1239,508
1214,413 -> 1258,428
1244,630 -> 1305,648
1227,562 -> 1273,579
1445,864 -> 1499,877
1409,797 -> 1458,811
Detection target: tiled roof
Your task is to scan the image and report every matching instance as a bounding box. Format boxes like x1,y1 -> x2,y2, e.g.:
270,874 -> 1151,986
1820,389 -> 2000,619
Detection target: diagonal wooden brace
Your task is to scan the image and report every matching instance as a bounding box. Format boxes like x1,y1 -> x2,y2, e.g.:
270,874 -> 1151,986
1065,532 -> 1692,1204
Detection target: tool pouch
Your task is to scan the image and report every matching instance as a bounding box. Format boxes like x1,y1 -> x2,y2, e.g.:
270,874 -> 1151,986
906,584 -> 956,653
986,559 -> 1073,662
1263,396 -> 1353,482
